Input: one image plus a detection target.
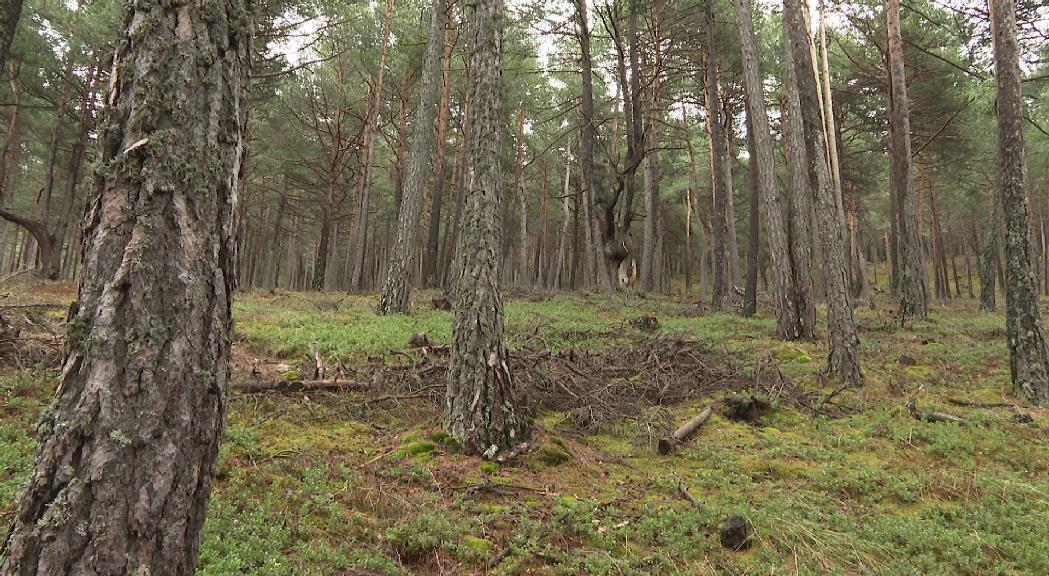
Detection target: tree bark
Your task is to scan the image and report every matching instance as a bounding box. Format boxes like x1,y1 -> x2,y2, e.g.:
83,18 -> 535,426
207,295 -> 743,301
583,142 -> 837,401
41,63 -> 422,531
445,0 -> 530,454
742,106 -> 760,318
424,11 -> 455,287
704,0 -> 731,311
0,1 -> 250,573
378,0 -> 447,314
733,0 -> 805,337
887,0 -> 928,321
785,0 -> 861,384
990,0 -> 1049,406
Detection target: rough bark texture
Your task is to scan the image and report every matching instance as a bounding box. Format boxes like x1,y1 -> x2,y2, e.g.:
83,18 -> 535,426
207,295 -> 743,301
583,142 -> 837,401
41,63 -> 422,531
445,0 -> 530,455
0,0 -> 21,77
886,0 -> 928,322
741,107 -> 760,318
704,0 -> 730,311
990,0 -> 1049,407
423,16 -> 453,287
781,47 -> 817,339
0,0 -> 250,573
734,0 -> 803,337
378,0 -> 447,314
980,182 -> 999,311
640,93 -> 662,292
784,0 -> 861,384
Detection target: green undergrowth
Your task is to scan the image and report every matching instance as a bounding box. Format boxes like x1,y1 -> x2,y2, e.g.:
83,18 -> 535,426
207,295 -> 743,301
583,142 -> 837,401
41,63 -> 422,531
2,289 -> 1048,574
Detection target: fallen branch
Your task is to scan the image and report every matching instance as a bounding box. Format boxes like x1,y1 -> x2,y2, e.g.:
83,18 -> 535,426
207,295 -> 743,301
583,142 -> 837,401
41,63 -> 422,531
676,477 -> 702,509
658,405 -> 714,455
948,398 -> 1015,409
907,398 -> 965,424
234,379 -> 366,394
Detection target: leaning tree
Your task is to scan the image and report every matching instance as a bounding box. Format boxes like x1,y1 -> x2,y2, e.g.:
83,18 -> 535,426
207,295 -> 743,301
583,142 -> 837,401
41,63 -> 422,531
0,0 -> 251,573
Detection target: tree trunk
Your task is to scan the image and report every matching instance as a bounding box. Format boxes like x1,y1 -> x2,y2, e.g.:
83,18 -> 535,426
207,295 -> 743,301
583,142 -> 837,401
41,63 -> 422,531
887,0 -> 928,321
424,10 -> 455,287
0,1 -> 249,573
785,0 -> 861,384
378,0 -> 447,314
734,0 -> 806,337
704,0 -> 731,311
990,0 -> 1049,406
0,0 -> 21,76
980,180 -> 999,311
741,106 -> 760,318
446,0 -> 530,455
574,0 -> 612,292
781,66 -> 818,338
513,105 -> 529,286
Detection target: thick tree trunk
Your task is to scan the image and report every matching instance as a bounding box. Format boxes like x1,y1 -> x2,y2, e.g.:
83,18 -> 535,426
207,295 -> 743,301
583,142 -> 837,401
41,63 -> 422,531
378,0 -> 447,314
887,0 -> 928,321
445,0 -> 530,454
704,0 -> 730,311
0,0 -> 21,76
990,0 -> 1049,406
0,1 -> 250,573
785,0 -> 861,384
734,0 -> 805,337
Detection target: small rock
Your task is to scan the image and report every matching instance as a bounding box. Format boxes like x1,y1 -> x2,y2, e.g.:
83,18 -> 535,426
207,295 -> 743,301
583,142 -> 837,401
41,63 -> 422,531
719,515 -> 751,550
898,355 -> 918,366
1012,413 -> 1035,424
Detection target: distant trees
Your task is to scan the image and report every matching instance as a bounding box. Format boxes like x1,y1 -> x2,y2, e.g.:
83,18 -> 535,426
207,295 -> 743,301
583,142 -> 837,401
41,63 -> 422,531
990,0 -> 1049,407
0,0 -> 251,573
445,0 -> 530,454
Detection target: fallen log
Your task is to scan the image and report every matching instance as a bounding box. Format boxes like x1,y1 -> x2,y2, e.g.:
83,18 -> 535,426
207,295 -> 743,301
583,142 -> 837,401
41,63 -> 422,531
907,398 -> 965,424
658,405 -> 714,455
948,398 -> 1015,409
234,379 -> 365,394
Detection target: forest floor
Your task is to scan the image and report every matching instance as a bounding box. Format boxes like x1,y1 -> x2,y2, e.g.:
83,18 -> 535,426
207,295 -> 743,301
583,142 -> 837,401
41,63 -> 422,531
1,281 -> 1048,575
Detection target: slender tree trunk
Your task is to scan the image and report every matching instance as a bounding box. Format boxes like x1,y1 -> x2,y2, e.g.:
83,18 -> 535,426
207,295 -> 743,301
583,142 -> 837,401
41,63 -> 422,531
781,65 -> 817,338
0,1 -> 250,572
981,180 -> 1000,311
574,0 -> 613,292
742,107 -> 760,318
348,0 -> 395,291
553,158 -> 571,288
734,0 -> 806,337
990,0 -> 1049,406
704,0 -> 730,311
513,105 -> 529,286
785,0 -> 861,384
53,57 -> 100,278
378,0 -> 447,314
446,0 -> 530,454
887,0 -> 928,321
424,11 -> 454,287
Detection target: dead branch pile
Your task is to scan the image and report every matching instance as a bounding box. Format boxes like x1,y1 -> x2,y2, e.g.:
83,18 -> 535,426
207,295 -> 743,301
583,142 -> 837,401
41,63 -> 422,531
289,335 -> 800,431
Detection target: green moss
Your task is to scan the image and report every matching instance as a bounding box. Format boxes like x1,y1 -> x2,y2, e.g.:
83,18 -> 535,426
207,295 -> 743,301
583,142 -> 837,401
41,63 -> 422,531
404,441 -> 437,455
536,443 -> 571,466
479,462 -> 499,474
